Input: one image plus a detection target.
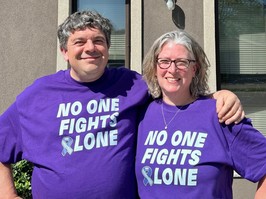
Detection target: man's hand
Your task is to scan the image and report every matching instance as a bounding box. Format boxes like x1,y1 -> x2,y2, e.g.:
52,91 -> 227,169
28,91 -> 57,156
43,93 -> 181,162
255,175 -> 266,199
0,163 -> 22,199
213,90 -> 245,125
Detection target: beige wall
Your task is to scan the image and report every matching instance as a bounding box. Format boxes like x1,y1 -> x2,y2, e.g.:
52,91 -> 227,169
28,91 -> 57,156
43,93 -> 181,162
233,178 -> 257,199
0,1 -> 58,113
143,0 -> 203,56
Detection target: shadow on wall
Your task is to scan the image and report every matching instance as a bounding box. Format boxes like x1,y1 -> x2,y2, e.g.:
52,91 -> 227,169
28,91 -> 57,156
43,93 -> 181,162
172,5 -> 185,29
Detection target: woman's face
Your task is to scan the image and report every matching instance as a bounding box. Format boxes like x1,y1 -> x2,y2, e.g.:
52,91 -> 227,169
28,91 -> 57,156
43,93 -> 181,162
156,42 -> 197,104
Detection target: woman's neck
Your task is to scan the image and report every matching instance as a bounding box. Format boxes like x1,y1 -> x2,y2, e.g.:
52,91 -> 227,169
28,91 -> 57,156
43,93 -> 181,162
162,93 -> 196,106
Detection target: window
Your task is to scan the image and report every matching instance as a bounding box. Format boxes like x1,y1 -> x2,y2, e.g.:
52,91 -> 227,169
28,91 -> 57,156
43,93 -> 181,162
73,0 -> 128,68
217,0 -> 266,135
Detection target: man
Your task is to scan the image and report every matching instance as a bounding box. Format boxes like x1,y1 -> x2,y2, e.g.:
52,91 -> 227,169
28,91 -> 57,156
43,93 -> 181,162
0,10 -> 243,199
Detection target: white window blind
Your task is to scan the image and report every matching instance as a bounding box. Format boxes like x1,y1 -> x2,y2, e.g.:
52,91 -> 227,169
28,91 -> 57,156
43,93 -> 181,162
109,34 -> 125,60
220,33 -> 266,74
219,1 -> 266,75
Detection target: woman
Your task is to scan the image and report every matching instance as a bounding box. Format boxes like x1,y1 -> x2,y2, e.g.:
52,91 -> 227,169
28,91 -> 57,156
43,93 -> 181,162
135,30 -> 266,198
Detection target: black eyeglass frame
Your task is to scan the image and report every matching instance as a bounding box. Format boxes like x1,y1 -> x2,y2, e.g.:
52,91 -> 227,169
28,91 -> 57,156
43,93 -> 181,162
157,58 -> 196,69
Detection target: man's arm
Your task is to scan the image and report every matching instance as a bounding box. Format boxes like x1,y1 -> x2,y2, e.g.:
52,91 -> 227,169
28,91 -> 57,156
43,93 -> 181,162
0,163 -> 21,199
212,90 -> 245,125
255,175 -> 266,199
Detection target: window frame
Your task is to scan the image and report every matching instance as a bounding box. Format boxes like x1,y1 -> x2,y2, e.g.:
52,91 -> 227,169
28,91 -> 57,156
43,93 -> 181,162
215,0 -> 266,136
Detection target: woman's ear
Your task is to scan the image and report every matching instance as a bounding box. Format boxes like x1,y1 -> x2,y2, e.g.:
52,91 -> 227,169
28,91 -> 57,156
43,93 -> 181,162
192,64 -> 198,77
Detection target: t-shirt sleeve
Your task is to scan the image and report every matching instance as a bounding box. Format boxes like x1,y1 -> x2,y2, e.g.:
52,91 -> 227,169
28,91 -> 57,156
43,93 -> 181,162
228,118 -> 266,182
0,102 -> 23,163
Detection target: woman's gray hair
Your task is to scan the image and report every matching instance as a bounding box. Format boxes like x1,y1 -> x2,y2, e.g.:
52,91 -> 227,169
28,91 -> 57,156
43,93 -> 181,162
143,30 -> 210,99
57,10 -> 113,50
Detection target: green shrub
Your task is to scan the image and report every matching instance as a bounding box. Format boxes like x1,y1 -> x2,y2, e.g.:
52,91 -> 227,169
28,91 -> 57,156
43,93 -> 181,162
12,160 -> 33,199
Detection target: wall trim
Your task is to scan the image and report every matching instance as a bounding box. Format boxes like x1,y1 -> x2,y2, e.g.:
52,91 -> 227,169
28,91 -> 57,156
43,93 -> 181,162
56,0 -> 71,71
203,0 -> 217,92
130,1 -> 142,74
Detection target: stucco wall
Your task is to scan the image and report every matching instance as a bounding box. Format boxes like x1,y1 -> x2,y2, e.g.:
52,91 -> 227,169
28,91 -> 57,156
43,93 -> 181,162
0,1 -> 58,113
143,0 -> 203,57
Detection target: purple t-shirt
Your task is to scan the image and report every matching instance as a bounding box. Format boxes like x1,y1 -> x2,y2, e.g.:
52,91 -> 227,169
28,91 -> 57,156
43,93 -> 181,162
136,97 -> 266,199
0,68 -> 149,199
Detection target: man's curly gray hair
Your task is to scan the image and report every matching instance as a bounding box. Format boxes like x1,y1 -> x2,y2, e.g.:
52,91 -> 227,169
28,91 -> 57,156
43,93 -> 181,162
57,10 -> 113,50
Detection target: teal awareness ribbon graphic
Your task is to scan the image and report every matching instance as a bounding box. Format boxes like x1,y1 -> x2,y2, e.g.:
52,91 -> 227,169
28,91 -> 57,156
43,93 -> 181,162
142,166 -> 153,186
61,136 -> 73,156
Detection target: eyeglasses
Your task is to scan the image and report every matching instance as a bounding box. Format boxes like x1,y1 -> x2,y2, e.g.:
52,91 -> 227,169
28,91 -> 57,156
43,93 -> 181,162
157,58 -> 196,70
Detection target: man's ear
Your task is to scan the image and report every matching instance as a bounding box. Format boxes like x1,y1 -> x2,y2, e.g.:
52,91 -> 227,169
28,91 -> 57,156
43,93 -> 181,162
60,47 -> 69,61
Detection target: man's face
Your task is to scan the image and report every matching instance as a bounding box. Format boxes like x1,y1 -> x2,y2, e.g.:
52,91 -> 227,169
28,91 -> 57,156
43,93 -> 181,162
61,27 -> 109,82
